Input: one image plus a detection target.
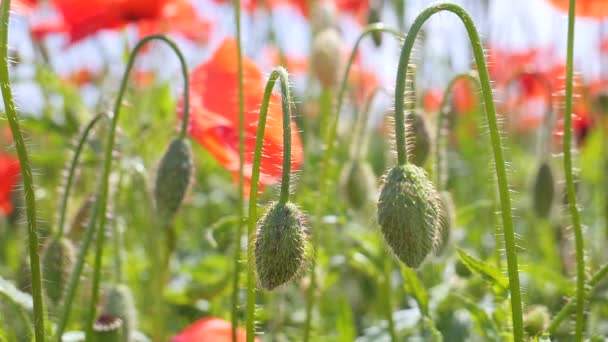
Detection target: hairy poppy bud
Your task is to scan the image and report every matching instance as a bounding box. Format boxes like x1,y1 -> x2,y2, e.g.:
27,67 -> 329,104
435,191 -> 454,254
524,305 -> 549,337
533,162 -> 554,218
154,138 -> 194,223
340,160 -> 376,210
101,284 -> 137,341
368,0 -> 383,47
406,111 -> 431,166
255,202 -> 310,290
92,314 -> 124,342
69,194 -> 96,242
42,237 -> 75,305
377,164 -> 440,268
311,29 -> 343,89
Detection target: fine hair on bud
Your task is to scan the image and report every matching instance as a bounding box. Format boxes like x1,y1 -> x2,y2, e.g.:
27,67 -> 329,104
434,191 -> 454,254
311,28 -> 343,89
405,111 -> 431,166
533,161 -> 554,218
340,159 -> 377,210
101,284 -> 138,341
255,201 -> 310,290
377,164 -> 440,268
154,138 -> 194,223
92,314 -> 124,342
69,193 -> 97,242
42,237 -> 76,305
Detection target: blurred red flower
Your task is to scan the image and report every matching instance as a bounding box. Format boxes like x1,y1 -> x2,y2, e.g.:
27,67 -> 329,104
172,317 -> 259,342
423,88 -> 443,113
552,111 -> 593,147
0,153 -> 20,216
452,78 -> 476,114
12,0 -> 37,13
182,38 -> 303,195
546,0 -> 608,18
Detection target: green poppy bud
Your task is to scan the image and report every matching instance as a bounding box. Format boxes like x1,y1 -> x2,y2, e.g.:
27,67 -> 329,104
154,138 -> 194,223
42,238 -> 75,305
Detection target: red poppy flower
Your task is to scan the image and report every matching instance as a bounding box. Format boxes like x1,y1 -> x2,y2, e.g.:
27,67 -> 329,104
64,68 -> 99,87
546,0 -> 608,18
172,317 -> 260,342
452,78 -> 476,114
349,59 -> 380,106
552,111 -> 593,147
181,38 -> 303,195
12,0 -> 37,13
423,88 -> 443,113
0,153 -> 20,216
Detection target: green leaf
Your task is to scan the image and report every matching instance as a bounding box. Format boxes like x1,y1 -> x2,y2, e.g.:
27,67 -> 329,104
456,248 -> 508,291
335,294 -> 356,342
0,276 -> 32,312
401,265 -> 429,316
451,294 -> 501,341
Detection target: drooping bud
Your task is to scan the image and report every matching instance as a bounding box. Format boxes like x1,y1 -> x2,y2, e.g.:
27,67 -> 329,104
92,314 -> 124,342
42,237 -> 76,305
377,164 -> 441,268
340,160 -> 377,210
533,162 -> 554,218
68,194 -> 96,242
101,284 -> 137,341
524,305 -> 550,337
434,191 -> 454,254
255,202 -> 310,290
406,111 -> 431,166
311,28 -> 343,89
368,0 -> 383,47
154,138 -> 194,223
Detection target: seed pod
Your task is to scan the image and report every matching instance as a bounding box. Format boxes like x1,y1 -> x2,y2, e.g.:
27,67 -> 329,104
406,111 -> 431,166
255,202 -> 310,290
340,160 -> 376,210
101,284 -> 137,341
310,0 -> 337,34
92,314 -> 123,342
368,0 -> 383,47
377,164 -> 440,268
42,238 -> 75,305
533,162 -> 554,218
311,28 -> 343,89
434,191 -> 454,254
154,138 -> 194,223
68,194 -> 96,242
524,305 -> 549,337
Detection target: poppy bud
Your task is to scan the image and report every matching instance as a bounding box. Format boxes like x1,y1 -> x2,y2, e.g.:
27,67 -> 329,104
311,28 -> 343,89
255,202 -> 310,290
533,162 -> 554,218
42,237 -> 75,305
154,138 -> 194,223
340,160 -> 376,210
92,314 -> 123,342
406,111 -> 431,166
311,0 -> 337,35
368,0 -> 383,47
101,284 -> 137,341
69,194 -> 96,242
524,305 -> 550,337
434,191 -> 454,254
377,164 -> 440,268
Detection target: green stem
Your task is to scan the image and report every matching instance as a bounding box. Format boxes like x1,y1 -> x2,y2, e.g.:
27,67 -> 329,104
85,34 -> 191,340
563,0 -> 585,340
303,25 -> 403,342
55,199 -> 99,341
245,67 -> 293,342
350,87 -> 386,160
433,73 -> 479,189
382,250 -> 397,341
394,4 -> 523,340
547,263 -> 608,334
232,0 -> 247,337
0,1 -> 45,340
56,114 -> 104,238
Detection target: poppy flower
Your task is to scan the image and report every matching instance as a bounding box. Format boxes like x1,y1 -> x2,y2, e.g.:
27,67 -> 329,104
423,88 -> 443,113
452,78 -> 476,114
12,0 -> 37,13
546,0 -> 608,18
552,112 -> 593,148
0,153 -> 20,216
172,317 -> 260,342
181,38 -> 303,195
64,68 -> 99,87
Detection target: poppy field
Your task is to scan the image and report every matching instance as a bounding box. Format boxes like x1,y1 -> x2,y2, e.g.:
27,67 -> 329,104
1,0 -> 608,341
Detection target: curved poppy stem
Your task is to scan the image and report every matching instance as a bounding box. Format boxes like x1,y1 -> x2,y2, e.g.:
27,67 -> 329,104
562,0 -> 585,340
303,26 -> 404,342
245,67 -> 293,342
395,4 -> 523,340
231,0 -> 247,337
434,73 -> 479,189
85,34 -> 191,339
56,114 -> 105,238
0,1 -> 45,341
547,262 -> 608,334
